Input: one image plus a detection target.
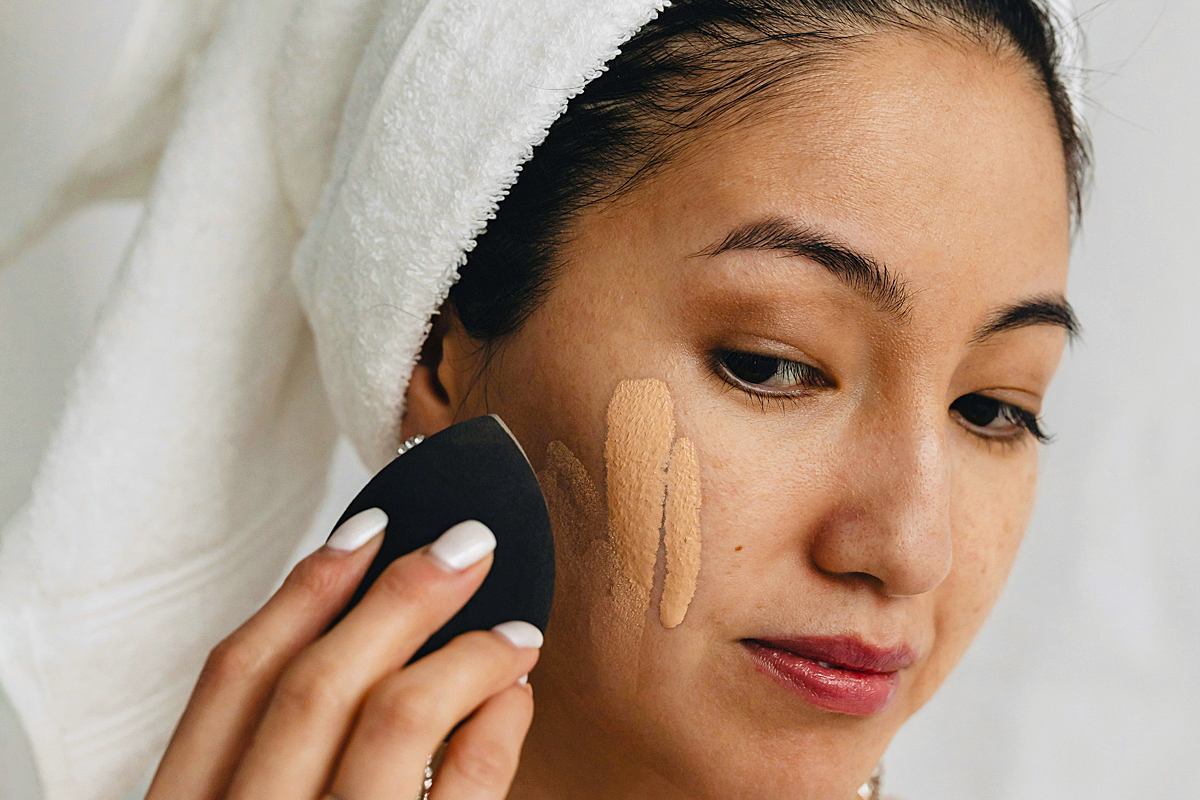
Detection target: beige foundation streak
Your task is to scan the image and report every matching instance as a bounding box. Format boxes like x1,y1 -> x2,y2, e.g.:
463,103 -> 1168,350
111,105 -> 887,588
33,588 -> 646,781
661,436 -> 701,628
604,379 -> 674,599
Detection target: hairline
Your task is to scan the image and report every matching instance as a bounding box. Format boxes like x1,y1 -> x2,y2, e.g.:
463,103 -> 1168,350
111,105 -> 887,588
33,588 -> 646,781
568,22 -> 1072,224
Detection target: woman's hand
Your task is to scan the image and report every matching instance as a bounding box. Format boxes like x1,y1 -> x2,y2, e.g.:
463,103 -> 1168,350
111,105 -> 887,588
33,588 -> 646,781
147,510 -> 540,800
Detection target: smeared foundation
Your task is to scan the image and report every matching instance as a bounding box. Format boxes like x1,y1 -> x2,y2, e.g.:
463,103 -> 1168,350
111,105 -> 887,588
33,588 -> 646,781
538,440 -> 639,684
541,440 -> 605,534
661,436 -> 701,628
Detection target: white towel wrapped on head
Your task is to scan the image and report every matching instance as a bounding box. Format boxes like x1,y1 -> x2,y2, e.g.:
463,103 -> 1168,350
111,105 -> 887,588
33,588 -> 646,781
0,1 -> 666,798
292,0 -> 670,470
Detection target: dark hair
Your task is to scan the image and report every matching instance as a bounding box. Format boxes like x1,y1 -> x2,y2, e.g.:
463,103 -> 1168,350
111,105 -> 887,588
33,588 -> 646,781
449,0 -> 1089,345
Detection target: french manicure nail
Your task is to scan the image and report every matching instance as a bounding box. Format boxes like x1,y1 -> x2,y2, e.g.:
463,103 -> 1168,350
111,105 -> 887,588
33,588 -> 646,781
427,520 -> 496,571
327,508 -> 387,551
491,620 -> 544,649
518,673 -> 529,686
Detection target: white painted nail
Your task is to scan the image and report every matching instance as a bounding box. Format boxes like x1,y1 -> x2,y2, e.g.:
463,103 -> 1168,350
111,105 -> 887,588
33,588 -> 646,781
327,508 -> 387,551
491,620 -> 543,649
427,520 -> 496,571
517,673 -> 529,686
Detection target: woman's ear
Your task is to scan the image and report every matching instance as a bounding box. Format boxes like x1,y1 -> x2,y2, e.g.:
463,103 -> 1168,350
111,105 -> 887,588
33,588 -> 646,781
399,309 -> 473,441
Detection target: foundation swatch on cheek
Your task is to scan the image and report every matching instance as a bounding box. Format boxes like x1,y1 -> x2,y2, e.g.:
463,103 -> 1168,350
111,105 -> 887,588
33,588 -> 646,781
538,378 -> 703,688
661,436 -> 701,628
604,379 -> 675,597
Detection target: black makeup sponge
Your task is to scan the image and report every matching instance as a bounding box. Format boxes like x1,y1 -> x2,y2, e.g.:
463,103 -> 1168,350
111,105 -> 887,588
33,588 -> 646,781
328,415 -> 555,662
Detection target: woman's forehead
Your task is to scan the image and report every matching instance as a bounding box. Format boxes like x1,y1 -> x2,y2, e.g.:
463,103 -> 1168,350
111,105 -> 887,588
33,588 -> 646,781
602,32 -> 1072,302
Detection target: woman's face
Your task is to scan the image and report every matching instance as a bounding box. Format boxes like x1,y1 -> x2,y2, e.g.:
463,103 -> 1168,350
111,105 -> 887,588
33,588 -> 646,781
442,31 -> 1072,800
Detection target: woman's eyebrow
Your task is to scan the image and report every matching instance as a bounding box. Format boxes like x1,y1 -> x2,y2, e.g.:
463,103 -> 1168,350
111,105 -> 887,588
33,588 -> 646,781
694,216 -> 1079,343
692,215 -> 913,320
971,295 -> 1081,344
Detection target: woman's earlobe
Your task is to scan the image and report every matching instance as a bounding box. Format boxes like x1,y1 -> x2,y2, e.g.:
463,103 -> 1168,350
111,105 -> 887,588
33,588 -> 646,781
399,314 -> 458,441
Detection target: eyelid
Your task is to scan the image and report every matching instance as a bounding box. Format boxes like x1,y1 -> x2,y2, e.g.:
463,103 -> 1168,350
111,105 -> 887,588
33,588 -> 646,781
712,330 -> 836,371
711,347 -> 1052,442
955,381 -> 1047,415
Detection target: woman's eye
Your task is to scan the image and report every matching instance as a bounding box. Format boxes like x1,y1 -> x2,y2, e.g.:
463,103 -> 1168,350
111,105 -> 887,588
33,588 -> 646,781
950,394 -> 1049,443
713,350 -> 831,394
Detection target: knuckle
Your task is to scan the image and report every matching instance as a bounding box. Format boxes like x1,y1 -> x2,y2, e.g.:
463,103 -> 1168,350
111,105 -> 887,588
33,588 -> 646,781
447,736 -> 516,789
370,559 -> 421,602
470,629 -> 531,672
272,658 -> 345,721
199,634 -> 266,689
283,554 -> 344,602
364,680 -> 440,739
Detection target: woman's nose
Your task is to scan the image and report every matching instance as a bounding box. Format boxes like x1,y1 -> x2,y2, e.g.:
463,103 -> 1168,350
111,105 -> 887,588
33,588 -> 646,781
809,420 -> 953,598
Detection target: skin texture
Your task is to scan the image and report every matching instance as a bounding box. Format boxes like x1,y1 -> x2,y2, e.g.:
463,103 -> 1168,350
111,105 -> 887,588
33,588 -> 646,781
401,29 -> 1072,800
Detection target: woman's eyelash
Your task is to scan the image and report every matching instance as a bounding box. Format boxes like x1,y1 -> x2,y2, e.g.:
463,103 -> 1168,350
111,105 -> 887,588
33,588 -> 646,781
706,349 -> 832,402
1008,405 -> 1051,443
950,393 -> 1052,444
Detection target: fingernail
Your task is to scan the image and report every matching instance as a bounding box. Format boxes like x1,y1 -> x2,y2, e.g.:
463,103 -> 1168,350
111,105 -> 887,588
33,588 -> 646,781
327,508 -> 387,551
427,520 -> 496,571
491,620 -> 543,649
518,673 -> 529,686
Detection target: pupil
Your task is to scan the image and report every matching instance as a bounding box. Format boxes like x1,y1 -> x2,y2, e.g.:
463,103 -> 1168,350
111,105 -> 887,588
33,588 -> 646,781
952,394 -> 1001,427
725,352 -> 779,385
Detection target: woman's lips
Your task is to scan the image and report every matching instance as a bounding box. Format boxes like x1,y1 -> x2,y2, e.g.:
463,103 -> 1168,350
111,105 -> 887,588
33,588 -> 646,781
742,636 -> 916,716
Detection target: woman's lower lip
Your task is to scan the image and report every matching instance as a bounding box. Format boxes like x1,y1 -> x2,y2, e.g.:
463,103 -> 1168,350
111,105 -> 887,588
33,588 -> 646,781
743,641 -> 900,716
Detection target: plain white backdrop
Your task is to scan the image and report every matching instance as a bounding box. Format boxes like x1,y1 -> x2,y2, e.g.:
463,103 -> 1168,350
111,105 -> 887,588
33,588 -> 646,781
1,1 -> 1196,798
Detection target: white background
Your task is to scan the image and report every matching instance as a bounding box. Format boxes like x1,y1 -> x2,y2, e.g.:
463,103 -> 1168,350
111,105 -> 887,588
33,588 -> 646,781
1,1 -> 1196,798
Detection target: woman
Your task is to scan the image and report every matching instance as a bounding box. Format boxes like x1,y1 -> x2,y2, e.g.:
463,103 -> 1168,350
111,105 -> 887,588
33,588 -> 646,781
3,0 -> 1087,799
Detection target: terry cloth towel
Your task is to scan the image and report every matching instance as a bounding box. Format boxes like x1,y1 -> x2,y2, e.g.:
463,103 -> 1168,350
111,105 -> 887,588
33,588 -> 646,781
0,1 -> 668,798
